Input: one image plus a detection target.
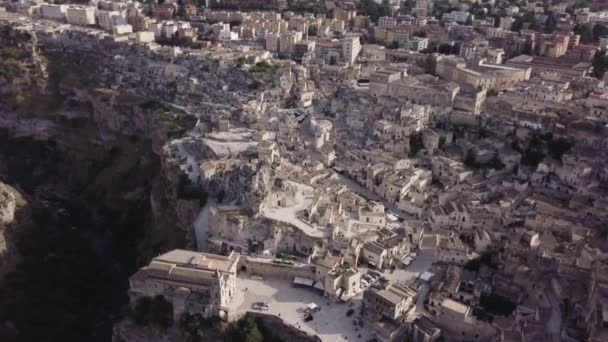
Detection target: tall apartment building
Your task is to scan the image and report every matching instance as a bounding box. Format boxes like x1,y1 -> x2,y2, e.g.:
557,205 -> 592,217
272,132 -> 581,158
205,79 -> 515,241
413,0 -> 431,17
536,33 -> 572,58
278,31 -> 303,57
40,4 -> 67,21
442,11 -> 471,24
500,16 -> 515,30
341,36 -> 361,65
265,32 -> 279,52
292,40 -> 316,61
97,10 -> 127,32
378,16 -> 397,28
334,7 -> 357,24
65,6 -> 96,26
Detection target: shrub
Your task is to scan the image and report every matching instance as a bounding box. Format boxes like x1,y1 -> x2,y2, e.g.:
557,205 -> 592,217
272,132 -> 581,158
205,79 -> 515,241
225,315 -> 263,342
479,293 -> 516,316
249,61 -> 279,73
177,174 -> 208,206
179,313 -> 209,342
464,249 -> 498,271
132,295 -> 174,330
409,134 -> 424,156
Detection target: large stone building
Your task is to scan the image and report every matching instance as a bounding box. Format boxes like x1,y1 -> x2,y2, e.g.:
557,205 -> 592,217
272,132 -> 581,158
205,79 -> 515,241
129,249 -> 240,320
506,54 -> 592,79
436,56 -> 531,91
65,6 -> 96,26
363,283 -> 418,321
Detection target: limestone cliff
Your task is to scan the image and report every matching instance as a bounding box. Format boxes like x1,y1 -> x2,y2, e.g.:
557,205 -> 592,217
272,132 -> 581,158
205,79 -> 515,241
0,183 -> 16,225
0,19 -> 294,341
0,182 -> 24,282
0,23 -> 200,341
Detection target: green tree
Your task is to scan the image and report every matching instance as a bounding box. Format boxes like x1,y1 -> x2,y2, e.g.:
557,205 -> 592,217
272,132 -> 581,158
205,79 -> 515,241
592,51 -> 608,78
409,133 -> 425,156
544,14 -> 556,33
511,18 -> 523,31
575,23 -> 594,44
229,19 -> 242,28
593,24 -> 608,43
388,41 -> 399,49
356,0 -> 392,23
307,25 -> 317,37
150,295 -> 174,330
132,295 -> 174,330
133,297 -> 152,326
179,313 -> 207,342
225,316 -> 263,342
177,173 -> 208,206
437,43 -> 455,54
547,137 -> 573,161
423,53 -> 436,74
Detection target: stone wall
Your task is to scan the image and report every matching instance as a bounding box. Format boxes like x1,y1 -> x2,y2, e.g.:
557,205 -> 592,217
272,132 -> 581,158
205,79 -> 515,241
239,257 -> 317,280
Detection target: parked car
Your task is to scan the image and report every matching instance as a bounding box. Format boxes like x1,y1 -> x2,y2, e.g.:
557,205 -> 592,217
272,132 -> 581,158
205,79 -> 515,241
305,303 -> 321,313
368,270 -> 382,278
346,308 -> 355,317
252,302 -> 269,311
304,314 -> 314,322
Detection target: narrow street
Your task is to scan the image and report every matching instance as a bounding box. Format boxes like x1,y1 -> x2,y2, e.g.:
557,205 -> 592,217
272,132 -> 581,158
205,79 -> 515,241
194,198 -> 215,251
545,278 -> 562,342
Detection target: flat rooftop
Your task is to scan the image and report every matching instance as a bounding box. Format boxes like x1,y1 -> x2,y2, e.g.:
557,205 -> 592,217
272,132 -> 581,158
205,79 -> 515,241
442,298 -> 469,314
154,249 -> 240,273
377,283 -> 417,305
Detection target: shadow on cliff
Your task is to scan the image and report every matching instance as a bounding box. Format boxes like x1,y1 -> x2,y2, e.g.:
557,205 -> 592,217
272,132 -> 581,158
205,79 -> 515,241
0,129 -> 187,342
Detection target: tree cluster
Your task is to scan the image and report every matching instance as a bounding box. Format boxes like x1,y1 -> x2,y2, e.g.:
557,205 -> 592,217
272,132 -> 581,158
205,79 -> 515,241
356,0 -> 392,24
132,295 -> 174,330
288,0 -> 327,15
225,315 -> 264,342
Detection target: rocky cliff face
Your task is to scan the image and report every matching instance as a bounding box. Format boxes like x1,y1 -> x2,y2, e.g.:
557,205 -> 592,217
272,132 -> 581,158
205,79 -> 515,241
0,182 -> 23,286
0,18 -> 297,341
0,183 -> 16,225
0,23 -> 206,342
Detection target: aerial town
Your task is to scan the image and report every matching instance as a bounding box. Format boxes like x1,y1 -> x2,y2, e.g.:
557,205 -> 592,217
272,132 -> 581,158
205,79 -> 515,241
1,0 -> 608,341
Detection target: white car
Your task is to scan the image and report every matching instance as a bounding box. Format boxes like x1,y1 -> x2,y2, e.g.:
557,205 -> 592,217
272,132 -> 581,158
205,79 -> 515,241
402,256 -> 413,266
252,302 -> 269,311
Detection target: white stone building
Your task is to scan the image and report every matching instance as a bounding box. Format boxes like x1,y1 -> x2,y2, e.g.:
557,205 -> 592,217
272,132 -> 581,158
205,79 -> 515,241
129,249 -> 240,320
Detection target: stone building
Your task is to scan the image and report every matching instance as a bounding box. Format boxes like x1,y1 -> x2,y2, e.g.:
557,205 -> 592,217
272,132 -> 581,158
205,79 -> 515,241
363,283 -> 418,321
65,6 -> 96,26
436,55 -> 531,91
129,249 -> 240,320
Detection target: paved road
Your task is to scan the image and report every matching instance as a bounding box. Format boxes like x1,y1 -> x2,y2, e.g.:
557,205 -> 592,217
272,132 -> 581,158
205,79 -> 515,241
415,282 -> 431,315
194,198 -> 215,251
545,278 -> 562,342
381,248 -> 435,285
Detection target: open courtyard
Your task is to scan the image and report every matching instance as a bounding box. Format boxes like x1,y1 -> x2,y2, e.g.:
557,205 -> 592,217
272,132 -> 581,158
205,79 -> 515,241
230,276 -> 373,342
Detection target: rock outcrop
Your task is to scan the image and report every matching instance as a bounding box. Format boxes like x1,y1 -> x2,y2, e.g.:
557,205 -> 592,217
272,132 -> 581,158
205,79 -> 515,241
0,20 -> 290,342
0,183 -> 15,225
